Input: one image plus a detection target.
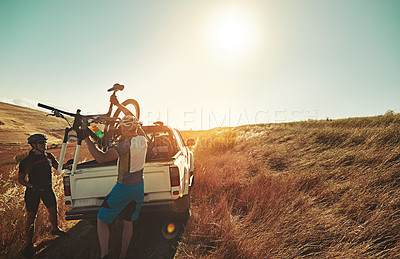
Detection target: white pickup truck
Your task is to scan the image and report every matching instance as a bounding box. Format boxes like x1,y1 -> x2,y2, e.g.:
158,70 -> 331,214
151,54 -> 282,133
62,122 -> 194,220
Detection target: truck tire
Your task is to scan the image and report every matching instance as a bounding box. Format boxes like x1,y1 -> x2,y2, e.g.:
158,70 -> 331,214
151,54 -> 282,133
175,194 -> 191,221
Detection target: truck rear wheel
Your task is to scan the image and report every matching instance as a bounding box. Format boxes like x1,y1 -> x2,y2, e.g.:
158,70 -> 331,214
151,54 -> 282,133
175,194 -> 191,221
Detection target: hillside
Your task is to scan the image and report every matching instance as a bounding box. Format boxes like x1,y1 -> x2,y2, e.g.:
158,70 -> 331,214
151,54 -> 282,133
177,111 -> 400,258
0,101 -> 68,145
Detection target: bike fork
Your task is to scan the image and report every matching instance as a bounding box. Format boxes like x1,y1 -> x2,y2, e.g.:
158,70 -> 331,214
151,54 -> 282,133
58,128 -> 70,174
58,128 -> 81,175
71,142 -> 81,175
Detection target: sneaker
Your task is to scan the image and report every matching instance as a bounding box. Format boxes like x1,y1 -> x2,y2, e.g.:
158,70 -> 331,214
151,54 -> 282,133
50,228 -> 67,236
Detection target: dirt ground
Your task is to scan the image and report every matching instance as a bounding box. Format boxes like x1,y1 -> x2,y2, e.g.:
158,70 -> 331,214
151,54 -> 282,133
28,213 -> 188,259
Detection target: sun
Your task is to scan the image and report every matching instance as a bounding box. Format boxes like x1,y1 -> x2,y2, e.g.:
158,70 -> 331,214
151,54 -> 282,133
206,7 -> 258,59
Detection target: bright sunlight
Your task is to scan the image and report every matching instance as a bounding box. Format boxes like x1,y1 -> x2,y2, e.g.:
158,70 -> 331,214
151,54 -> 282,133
205,6 -> 259,60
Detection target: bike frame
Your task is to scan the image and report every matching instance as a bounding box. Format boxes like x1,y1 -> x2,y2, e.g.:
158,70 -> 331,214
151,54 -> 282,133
38,86 -> 147,175
38,103 -> 115,174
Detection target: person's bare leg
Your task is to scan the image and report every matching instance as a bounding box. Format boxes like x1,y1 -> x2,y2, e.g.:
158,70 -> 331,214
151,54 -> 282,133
26,212 -> 36,244
97,217 -> 110,258
120,220 -> 133,259
47,206 -> 58,230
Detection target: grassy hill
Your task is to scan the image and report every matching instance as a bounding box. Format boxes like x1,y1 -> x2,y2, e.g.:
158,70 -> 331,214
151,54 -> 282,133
0,101 -> 68,145
177,111 -> 400,258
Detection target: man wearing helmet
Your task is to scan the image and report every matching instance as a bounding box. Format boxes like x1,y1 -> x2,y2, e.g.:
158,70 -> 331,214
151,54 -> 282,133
82,95 -> 147,259
18,133 -> 68,255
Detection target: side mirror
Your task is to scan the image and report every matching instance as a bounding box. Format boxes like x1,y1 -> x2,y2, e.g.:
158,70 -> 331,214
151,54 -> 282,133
187,138 -> 195,146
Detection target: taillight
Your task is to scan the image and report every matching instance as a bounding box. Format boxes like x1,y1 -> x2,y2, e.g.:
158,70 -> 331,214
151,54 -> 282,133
170,167 -> 180,187
63,175 -> 71,196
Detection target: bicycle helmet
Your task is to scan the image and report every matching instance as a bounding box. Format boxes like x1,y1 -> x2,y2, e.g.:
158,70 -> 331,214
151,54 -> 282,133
120,115 -> 139,128
28,134 -> 48,144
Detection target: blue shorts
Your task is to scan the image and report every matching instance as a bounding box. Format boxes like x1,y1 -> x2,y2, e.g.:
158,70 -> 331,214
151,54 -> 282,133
97,182 -> 144,224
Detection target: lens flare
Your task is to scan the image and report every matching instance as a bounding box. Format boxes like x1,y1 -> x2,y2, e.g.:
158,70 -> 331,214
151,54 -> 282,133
161,222 -> 178,239
167,223 -> 175,233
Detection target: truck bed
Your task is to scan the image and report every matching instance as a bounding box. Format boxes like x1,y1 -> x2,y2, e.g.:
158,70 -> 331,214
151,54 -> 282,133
63,125 -> 193,220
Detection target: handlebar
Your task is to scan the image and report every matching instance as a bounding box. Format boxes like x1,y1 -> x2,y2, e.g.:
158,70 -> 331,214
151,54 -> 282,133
38,102 -> 119,140
38,103 -> 116,124
38,103 -> 77,117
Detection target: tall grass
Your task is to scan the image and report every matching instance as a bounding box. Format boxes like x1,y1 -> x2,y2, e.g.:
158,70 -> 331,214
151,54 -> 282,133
0,164 -> 71,258
0,145 -> 90,258
177,113 -> 400,258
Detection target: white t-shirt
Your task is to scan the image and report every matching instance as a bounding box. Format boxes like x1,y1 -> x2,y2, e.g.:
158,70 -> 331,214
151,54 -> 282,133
113,135 -> 147,184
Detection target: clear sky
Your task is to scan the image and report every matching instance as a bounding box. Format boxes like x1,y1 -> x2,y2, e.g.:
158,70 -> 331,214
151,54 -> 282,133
1,0 -> 399,130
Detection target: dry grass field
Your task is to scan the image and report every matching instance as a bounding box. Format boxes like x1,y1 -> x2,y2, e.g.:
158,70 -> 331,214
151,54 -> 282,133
177,111 -> 400,258
2,102 -> 400,258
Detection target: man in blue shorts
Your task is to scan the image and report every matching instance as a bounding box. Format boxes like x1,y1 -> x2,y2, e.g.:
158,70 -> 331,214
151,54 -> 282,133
83,95 -> 147,259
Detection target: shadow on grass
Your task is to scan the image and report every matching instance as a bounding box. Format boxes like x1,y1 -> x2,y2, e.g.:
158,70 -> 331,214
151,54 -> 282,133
33,212 -> 187,259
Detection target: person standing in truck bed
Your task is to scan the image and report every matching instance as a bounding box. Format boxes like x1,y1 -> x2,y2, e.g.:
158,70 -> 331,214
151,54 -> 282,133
82,95 -> 147,259
18,134 -> 68,256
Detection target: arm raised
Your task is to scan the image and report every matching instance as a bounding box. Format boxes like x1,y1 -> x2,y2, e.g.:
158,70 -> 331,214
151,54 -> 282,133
84,137 -> 118,163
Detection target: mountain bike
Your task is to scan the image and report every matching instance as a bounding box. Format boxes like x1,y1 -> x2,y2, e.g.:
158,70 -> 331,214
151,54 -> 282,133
38,83 -> 144,174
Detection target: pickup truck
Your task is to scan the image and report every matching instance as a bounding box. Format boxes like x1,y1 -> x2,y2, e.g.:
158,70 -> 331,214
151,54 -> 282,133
62,122 -> 195,221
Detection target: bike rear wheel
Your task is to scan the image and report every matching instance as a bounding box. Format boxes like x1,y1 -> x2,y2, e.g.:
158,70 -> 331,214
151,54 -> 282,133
101,99 -> 140,149
112,99 -> 140,120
